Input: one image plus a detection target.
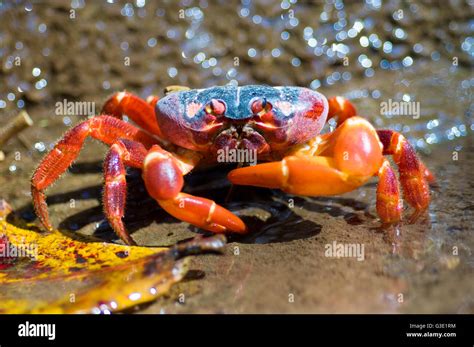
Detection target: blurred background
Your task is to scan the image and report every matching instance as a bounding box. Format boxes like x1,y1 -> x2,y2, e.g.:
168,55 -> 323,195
0,0 -> 473,313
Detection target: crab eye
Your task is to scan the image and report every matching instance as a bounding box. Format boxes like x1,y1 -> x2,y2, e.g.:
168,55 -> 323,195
251,98 -> 273,117
204,99 -> 226,116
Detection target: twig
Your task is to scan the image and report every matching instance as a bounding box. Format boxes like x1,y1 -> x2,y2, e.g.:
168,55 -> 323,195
0,111 -> 33,160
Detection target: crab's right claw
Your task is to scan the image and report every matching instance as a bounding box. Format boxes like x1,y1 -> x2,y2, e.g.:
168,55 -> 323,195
158,193 -> 247,234
143,146 -> 246,234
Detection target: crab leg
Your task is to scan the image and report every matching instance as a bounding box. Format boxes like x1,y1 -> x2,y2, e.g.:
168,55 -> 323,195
376,130 -> 432,214
143,145 -> 247,235
376,159 -> 402,224
102,91 -> 163,137
327,96 -> 357,127
31,115 -> 157,231
146,95 -> 160,108
103,139 -> 148,245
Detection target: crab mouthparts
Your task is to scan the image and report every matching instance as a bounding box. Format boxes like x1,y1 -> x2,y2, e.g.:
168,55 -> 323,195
213,125 -> 270,155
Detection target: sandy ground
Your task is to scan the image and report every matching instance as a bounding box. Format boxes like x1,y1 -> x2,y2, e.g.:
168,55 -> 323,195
0,1 -> 473,313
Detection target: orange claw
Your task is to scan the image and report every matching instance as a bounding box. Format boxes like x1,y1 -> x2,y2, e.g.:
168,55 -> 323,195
142,146 -> 245,235
158,193 -> 247,234
229,117 -> 384,197
228,156 -> 366,196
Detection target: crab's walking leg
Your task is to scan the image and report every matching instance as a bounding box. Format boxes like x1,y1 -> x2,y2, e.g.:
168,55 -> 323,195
103,139 -> 148,245
327,96 -> 357,127
102,91 -> 163,137
146,95 -> 160,108
376,159 -> 402,224
376,130 -> 431,218
143,145 -> 247,234
31,115 -> 157,231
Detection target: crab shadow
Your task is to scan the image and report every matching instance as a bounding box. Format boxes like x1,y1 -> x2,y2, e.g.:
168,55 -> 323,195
12,161 -> 373,245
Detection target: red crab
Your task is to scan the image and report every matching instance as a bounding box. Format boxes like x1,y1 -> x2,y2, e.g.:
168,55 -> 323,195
31,85 -> 434,245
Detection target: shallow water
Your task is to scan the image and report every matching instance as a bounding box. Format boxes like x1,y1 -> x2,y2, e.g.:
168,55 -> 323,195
0,1 -> 473,313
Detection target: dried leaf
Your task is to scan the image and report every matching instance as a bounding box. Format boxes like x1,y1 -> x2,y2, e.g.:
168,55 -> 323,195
0,220 -> 225,313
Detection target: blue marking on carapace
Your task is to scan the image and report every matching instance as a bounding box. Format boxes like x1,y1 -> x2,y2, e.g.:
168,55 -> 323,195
156,84 -> 312,121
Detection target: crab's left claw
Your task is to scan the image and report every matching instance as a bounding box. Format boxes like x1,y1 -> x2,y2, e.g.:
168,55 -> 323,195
228,155 -> 373,198
228,154 -> 402,225
228,117 -> 383,197
229,116 -> 432,226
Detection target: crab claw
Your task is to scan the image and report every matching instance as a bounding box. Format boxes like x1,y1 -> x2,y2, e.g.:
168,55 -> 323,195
143,145 -> 246,234
229,117 -> 384,197
228,156 -> 366,196
158,193 -> 247,234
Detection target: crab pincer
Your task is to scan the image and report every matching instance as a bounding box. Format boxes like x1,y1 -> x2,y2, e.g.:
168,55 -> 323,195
143,146 -> 246,235
228,117 -> 384,196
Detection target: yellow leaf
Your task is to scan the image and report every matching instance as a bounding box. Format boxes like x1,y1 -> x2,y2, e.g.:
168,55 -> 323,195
0,220 -> 225,313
